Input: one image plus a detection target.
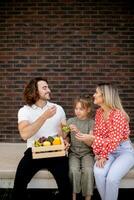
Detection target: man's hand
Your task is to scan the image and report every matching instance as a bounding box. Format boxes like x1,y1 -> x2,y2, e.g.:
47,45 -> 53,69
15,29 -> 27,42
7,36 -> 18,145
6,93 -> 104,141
18,106 -> 57,141
96,158 -> 107,168
44,106 -> 56,120
63,139 -> 70,151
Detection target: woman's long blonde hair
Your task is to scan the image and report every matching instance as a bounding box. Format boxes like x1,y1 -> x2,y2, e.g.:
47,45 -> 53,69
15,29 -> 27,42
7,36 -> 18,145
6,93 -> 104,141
97,83 -> 129,121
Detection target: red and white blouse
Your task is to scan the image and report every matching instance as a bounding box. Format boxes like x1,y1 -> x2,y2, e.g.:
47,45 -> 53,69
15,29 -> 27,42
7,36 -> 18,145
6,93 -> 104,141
92,108 -> 130,159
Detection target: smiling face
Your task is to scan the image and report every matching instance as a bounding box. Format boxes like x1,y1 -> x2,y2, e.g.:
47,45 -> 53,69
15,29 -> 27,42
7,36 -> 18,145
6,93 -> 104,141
37,80 -> 51,101
93,87 -> 104,106
74,102 -> 90,120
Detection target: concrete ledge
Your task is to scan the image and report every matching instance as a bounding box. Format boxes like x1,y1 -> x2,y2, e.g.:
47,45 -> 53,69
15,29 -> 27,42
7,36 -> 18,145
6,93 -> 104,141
0,143 -> 134,189
0,143 -> 57,189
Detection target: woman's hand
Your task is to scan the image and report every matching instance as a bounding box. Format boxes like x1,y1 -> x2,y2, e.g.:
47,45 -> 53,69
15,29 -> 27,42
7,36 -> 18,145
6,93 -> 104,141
96,158 -> 107,168
95,155 -> 100,160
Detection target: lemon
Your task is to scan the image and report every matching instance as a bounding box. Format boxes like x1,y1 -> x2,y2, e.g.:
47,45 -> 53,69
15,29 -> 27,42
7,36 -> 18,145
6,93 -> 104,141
34,140 -> 42,147
43,141 -> 51,146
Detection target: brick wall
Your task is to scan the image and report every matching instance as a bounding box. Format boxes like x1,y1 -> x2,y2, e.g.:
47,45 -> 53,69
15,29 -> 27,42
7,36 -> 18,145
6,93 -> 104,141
0,0 -> 134,142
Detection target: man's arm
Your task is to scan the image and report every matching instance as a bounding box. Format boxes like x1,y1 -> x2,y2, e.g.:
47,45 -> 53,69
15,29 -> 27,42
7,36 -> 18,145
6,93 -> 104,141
18,106 -> 56,140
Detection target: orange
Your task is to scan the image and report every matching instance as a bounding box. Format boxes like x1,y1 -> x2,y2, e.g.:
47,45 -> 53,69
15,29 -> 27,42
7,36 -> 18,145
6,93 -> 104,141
52,137 -> 61,145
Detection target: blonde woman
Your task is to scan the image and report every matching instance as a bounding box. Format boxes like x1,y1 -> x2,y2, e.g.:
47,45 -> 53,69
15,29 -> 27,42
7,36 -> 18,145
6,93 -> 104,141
75,83 -> 134,200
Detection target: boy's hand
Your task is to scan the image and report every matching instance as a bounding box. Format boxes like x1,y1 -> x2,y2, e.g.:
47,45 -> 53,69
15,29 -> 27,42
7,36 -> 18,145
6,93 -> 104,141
75,133 -> 91,142
75,133 -> 94,146
69,124 -> 80,134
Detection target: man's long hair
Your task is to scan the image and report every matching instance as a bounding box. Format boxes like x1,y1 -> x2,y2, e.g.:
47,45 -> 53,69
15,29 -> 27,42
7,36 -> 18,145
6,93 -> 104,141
23,77 -> 48,106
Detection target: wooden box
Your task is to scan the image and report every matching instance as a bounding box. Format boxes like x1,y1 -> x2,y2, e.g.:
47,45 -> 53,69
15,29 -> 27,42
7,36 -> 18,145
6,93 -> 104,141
32,137 -> 66,159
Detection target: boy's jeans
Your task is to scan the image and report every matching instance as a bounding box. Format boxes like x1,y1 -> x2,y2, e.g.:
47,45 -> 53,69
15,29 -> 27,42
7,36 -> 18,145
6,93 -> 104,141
94,140 -> 134,200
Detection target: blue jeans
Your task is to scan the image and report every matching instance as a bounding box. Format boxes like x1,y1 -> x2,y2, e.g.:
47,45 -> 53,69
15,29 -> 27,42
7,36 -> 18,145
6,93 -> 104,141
94,140 -> 134,200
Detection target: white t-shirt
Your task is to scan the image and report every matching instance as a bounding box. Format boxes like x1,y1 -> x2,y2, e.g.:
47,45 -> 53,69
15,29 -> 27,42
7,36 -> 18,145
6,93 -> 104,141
18,101 -> 66,148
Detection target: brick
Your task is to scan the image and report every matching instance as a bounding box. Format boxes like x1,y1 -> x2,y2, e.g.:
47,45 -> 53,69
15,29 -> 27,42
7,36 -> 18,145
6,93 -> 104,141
0,0 -> 134,141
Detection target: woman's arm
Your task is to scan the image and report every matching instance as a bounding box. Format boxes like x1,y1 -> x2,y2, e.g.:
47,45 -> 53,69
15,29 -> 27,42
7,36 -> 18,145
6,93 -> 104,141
93,110 -> 129,159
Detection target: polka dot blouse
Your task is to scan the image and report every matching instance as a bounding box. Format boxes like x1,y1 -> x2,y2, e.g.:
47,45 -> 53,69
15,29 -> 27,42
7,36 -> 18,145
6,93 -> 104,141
92,108 -> 130,159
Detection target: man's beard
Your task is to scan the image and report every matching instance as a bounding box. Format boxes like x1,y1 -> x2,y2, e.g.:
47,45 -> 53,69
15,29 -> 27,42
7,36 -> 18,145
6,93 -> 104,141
40,93 -> 51,101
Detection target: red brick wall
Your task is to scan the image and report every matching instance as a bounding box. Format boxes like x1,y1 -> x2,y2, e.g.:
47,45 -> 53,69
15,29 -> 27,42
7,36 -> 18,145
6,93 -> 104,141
0,0 -> 134,142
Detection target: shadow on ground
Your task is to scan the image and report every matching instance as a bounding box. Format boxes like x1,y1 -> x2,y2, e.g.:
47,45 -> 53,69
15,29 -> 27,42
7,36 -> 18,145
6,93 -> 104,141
0,188 -> 133,200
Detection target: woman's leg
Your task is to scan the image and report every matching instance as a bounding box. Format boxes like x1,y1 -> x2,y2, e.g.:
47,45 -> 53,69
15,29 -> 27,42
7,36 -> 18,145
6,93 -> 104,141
81,154 -> 94,197
94,155 -> 115,200
105,152 -> 134,200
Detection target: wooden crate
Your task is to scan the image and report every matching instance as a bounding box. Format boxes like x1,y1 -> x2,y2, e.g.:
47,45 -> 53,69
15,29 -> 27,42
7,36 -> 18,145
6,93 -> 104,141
32,137 -> 66,159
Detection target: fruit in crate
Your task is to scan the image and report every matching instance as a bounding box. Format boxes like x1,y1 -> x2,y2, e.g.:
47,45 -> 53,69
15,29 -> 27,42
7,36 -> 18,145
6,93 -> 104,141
34,136 -> 61,147
34,140 -> 42,147
43,141 -> 51,146
32,136 -> 65,159
47,136 -> 54,144
34,136 -> 46,147
52,137 -> 61,145
61,124 -> 71,134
